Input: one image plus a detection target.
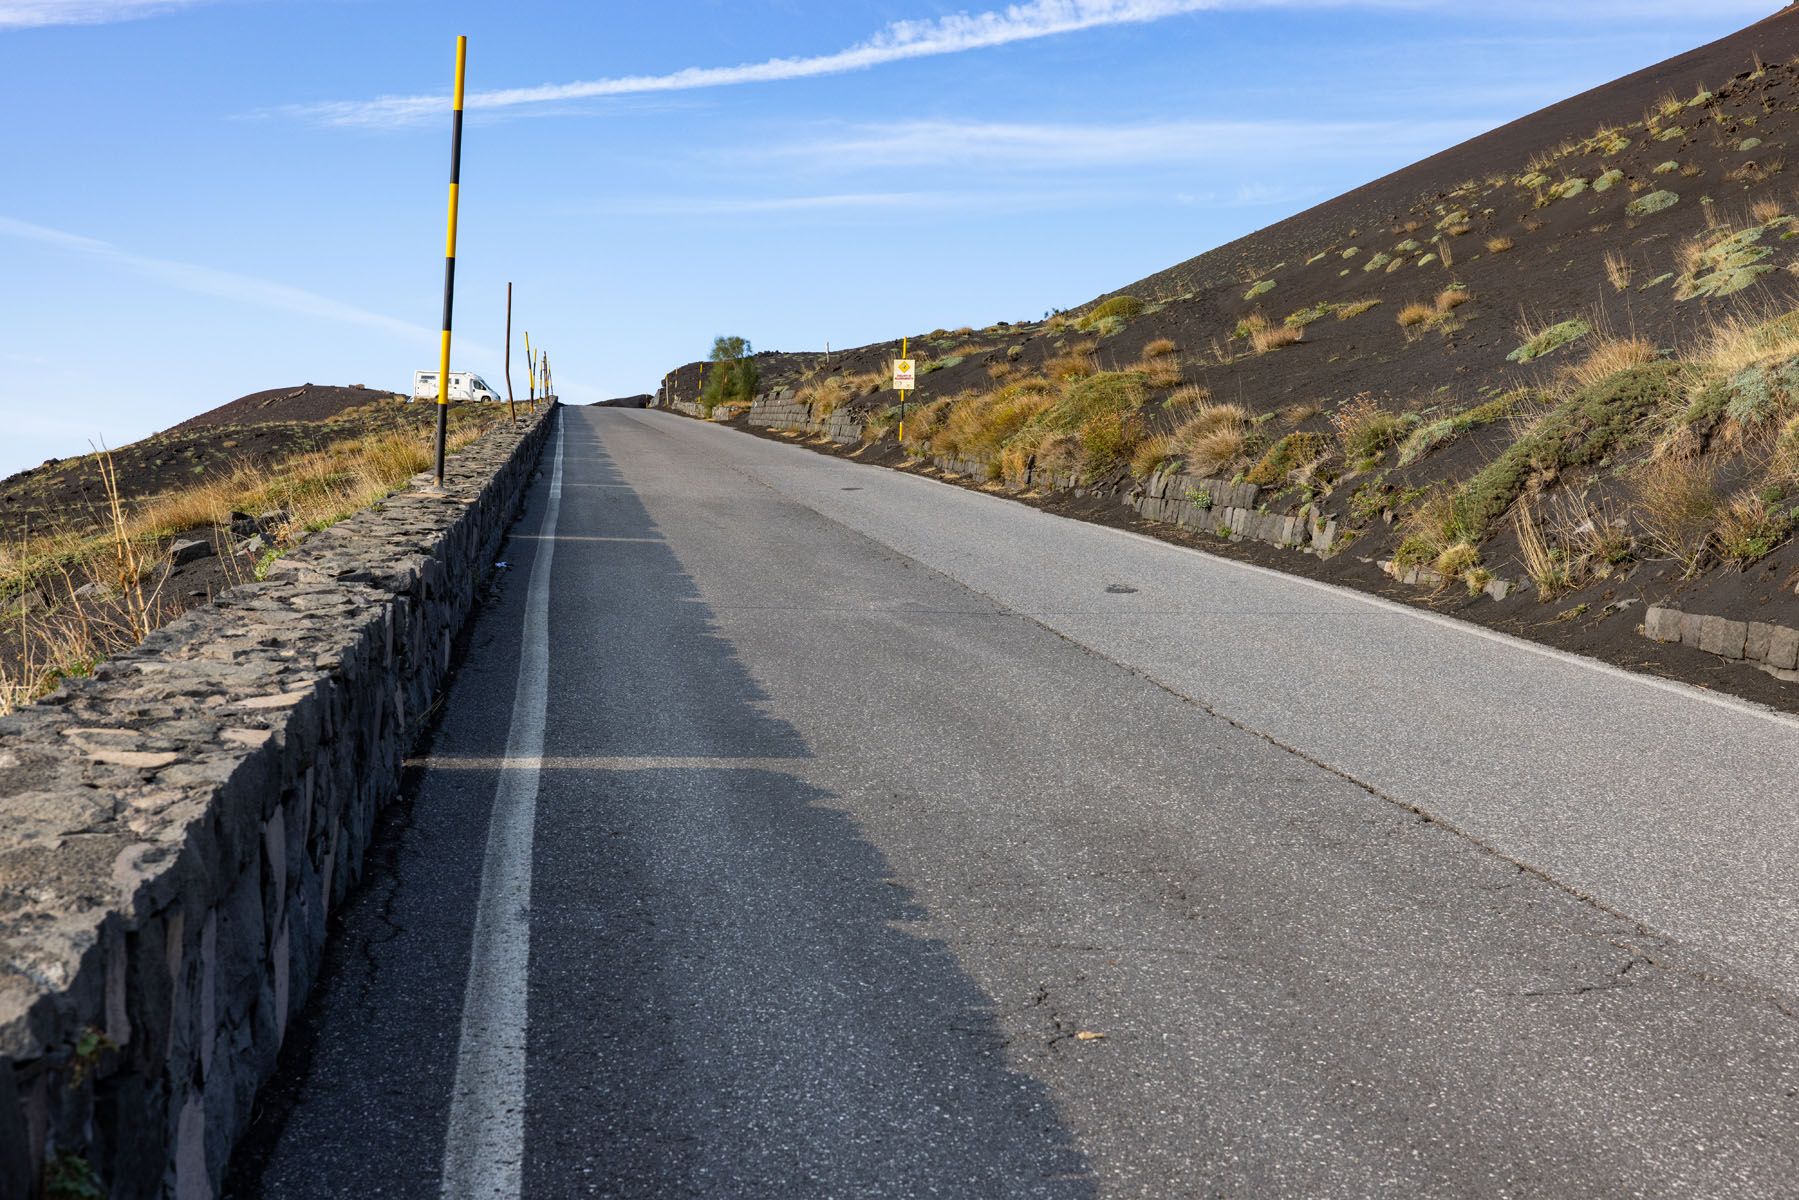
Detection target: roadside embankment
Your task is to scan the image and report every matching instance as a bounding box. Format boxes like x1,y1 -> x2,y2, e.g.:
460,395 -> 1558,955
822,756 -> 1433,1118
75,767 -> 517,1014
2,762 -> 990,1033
0,403 -> 555,1198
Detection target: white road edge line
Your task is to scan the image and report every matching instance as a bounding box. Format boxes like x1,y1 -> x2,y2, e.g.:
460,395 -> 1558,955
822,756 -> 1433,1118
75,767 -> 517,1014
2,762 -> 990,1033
440,411 -> 564,1199
635,408 -> 1799,735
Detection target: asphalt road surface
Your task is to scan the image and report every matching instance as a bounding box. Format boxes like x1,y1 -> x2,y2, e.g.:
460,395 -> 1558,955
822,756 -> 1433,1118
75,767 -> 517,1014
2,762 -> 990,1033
237,407 -> 1799,1199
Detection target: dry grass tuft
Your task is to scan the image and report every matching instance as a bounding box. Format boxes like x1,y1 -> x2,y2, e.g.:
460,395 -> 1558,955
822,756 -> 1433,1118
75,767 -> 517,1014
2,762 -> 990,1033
1163,385 -> 1212,414
800,370 -> 885,418
1562,336 -> 1658,394
1687,307 -> 1799,381
1138,356 -> 1184,389
1250,324 -> 1302,354
1142,337 -> 1178,358
1632,454 -> 1722,576
1436,287 -> 1472,312
1331,394 -> 1408,466
1337,299 -> 1382,319
1604,250 -> 1633,292
1716,491 -> 1793,565
1044,352 -> 1098,382
1130,433 -> 1178,479
1397,288 -> 1471,333
1173,404 -> 1251,476
1513,500 -> 1566,597
1433,542 -> 1479,579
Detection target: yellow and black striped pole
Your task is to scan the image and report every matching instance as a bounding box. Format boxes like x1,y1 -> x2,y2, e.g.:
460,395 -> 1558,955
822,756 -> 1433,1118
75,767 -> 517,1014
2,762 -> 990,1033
432,34 -> 468,489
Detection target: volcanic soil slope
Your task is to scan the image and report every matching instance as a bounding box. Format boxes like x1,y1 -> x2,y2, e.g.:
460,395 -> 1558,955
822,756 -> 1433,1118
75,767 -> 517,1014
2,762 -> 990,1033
662,5 -> 1799,703
0,385 -> 506,711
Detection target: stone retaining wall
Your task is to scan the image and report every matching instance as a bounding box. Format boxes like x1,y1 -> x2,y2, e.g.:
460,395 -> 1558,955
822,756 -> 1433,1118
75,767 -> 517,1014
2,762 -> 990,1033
1132,467 -> 1339,553
1643,604 -> 1799,679
0,404 -> 556,1198
741,389 -> 868,444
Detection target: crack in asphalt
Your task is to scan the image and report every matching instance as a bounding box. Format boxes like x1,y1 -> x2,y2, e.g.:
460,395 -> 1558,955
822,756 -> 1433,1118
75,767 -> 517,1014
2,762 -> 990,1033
1521,954 -> 1647,999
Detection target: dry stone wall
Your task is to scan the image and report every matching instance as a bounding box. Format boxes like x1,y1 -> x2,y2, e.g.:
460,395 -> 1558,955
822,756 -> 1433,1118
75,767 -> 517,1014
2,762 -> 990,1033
0,404 -> 555,1199
1133,467 -> 1339,553
742,389 -> 868,444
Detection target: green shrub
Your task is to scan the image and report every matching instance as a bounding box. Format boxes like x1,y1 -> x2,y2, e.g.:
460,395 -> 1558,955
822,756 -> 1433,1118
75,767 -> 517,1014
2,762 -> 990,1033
1454,362 -> 1683,540
1626,190 -> 1680,217
1677,224 -> 1776,300
1082,295 -> 1143,327
1244,432 -> 1329,486
1285,303 -> 1336,328
1244,280 -> 1275,300
1507,319 -> 1591,363
1079,408 -> 1147,478
1001,370 -> 1150,482
1725,361 -> 1799,427
1397,390 -> 1530,465
1331,396 -> 1414,468
699,334 -> 758,414
1718,495 -> 1791,564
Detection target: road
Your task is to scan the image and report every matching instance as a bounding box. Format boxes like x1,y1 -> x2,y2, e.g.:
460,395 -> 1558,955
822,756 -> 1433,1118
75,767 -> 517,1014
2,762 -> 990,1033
238,406 -> 1799,1198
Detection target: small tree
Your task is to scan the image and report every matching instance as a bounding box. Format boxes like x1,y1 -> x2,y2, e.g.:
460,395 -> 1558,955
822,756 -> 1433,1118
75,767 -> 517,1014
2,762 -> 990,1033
700,335 -> 758,415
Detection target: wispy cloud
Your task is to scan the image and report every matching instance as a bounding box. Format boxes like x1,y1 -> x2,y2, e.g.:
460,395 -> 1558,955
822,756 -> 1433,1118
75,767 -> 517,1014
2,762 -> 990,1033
0,214 -> 441,341
276,0 -> 1779,127
0,0 -> 208,29
596,190 -> 1110,216
755,116 -> 1498,170
284,0 -> 1257,127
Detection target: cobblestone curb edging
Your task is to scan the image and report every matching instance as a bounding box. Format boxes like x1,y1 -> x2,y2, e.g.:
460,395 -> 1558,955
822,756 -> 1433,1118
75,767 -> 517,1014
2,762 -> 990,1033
0,403 -> 556,1198
1643,603 -> 1799,679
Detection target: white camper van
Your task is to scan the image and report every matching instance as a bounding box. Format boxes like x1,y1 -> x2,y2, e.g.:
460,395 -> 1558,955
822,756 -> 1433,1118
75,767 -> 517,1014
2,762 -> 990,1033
412,370 -> 502,403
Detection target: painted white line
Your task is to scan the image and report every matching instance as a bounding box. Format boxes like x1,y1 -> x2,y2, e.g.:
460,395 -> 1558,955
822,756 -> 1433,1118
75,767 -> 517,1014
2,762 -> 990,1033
441,411 -> 563,1199
413,754 -> 805,771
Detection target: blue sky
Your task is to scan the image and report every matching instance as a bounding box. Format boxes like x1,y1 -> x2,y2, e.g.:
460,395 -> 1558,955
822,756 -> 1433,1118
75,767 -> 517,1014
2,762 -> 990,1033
0,0 -> 1782,478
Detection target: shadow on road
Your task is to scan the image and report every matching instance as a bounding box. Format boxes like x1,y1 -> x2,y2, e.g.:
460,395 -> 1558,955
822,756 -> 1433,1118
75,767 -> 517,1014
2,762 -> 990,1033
232,411 -> 1095,1197
525,414 -> 1093,1195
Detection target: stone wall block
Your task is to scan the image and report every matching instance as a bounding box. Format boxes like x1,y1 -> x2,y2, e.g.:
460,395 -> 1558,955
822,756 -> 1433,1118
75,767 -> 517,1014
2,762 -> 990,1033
1768,625 -> 1799,670
1698,614 -> 1748,659
1643,605 -> 1683,644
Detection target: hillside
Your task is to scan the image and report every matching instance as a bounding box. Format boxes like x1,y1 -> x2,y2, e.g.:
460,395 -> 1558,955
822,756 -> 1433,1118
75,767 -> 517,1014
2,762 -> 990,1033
658,6 -> 1799,703
0,386 -> 506,713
